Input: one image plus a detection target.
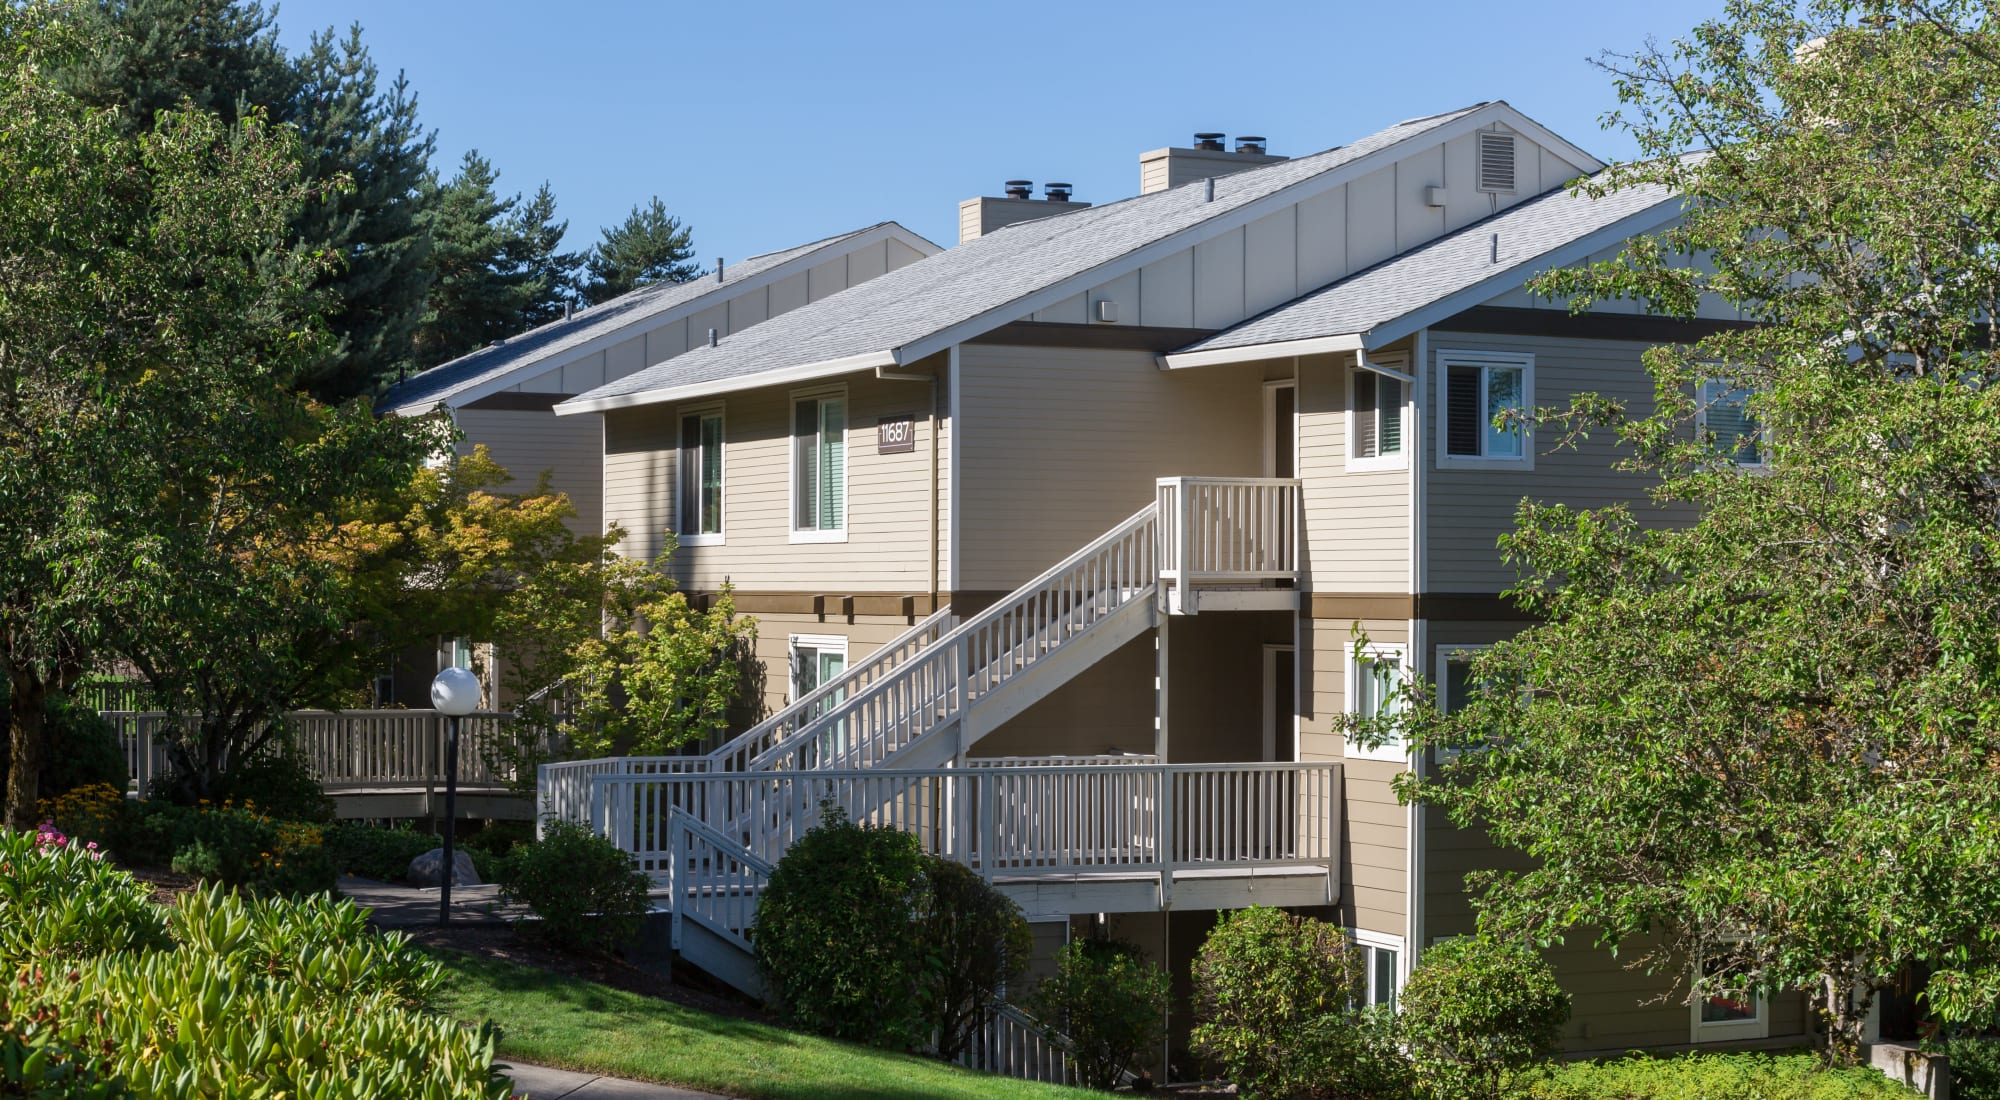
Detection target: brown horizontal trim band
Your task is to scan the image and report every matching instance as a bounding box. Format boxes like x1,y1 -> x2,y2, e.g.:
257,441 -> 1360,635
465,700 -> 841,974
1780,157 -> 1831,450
966,321 -> 1220,352
1308,593 -> 1537,622
460,391 -> 577,411
684,591 -> 948,619
1431,305 -> 1758,344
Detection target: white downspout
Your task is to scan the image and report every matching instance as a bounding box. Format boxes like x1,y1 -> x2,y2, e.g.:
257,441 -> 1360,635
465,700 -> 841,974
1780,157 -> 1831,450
1405,329 -> 1429,986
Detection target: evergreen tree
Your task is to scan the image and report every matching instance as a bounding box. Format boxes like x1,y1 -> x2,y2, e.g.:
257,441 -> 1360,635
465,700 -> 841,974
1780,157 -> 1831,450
581,196 -> 699,305
415,153 -> 581,367
61,2 -> 436,402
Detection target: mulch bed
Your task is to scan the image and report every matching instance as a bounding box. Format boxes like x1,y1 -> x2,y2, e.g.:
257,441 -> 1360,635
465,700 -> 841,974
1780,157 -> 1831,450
123,865 -> 200,905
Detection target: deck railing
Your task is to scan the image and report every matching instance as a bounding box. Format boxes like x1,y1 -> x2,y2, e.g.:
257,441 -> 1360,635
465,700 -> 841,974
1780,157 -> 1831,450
578,761 -> 1340,885
1156,476 -> 1299,607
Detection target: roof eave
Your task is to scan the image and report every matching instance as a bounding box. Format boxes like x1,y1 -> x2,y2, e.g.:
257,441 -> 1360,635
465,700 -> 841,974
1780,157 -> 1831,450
1160,332 -> 1366,369
556,349 -> 901,415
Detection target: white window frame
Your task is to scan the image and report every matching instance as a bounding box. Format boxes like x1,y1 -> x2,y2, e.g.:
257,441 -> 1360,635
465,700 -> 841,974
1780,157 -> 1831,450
1433,643 -> 1493,765
1689,953 -> 1770,1043
1345,642 -> 1410,763
1347,354 -> 1410,472
1351,928 -> 1406,1009
1435,349 -> 1534,470
787,634 -> 849,705
676,404 -> 726,546
1695,379 -> 1768,470
789,386 -> 849,544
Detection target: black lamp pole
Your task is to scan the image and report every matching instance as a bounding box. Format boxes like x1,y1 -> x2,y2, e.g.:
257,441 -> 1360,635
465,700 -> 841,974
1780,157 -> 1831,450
439,712 -> 460,926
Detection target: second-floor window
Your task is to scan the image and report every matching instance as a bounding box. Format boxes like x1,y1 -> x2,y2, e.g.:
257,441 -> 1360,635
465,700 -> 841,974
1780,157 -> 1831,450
1348,645 -> 1407,762
678,409 -> 723,542
792,392 -> 846,538
1698,381 -> 1765,467
1439,351 -> 1533,465
1351,367 -> 1405,465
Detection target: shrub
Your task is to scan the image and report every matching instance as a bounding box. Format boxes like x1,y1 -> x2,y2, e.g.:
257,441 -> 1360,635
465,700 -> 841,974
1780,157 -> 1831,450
1190,906 -> 1410,1099
0,843 -> 511,1100
922,857 -> 1032,1063
1947,1037 -> 2000,1100
1028,937 -> 1171,1090
0,696 -> 129,801
1528,1051 -> 1925,1099
752,809 -> 932,1048
164,801 -> 336,895
325,823 -> 445,881
498,819 -> 649,954
462,820 -> 533,859
39,783 -> 130,849
170,747 -> 335,824
0,827 -> 168,969
1399,935 -> 1570,1099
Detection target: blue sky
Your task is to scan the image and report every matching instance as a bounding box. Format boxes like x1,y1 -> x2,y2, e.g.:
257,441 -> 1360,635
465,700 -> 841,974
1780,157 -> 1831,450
273,0 -> 1729,263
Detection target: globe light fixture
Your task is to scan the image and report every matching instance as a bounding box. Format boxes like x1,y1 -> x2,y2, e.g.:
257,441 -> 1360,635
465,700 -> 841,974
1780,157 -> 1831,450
429,665 -> 482,924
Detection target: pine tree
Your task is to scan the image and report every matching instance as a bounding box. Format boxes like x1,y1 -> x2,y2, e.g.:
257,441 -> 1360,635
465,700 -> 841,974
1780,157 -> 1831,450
415,154 -> 582,366
59,2 -> 437,402
581,196 -> 700,305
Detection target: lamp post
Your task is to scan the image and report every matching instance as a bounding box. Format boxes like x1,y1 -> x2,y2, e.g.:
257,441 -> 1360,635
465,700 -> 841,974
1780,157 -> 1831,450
430,665 -> 481,925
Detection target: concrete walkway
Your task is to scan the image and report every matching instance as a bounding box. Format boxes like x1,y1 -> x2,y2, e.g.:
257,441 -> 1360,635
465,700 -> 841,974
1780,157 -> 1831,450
503,1061 -> 725,1099
337,874 -> 527,927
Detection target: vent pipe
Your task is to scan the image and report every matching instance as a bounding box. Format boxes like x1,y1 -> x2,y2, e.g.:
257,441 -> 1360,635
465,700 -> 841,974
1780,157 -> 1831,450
716,257 -> 725,282
1044,182 -> 1072,202
1003,180 -> 1034,200
1234,135 -> 1266,155
707,327 -> 719,347
1193,132 -> 1226,151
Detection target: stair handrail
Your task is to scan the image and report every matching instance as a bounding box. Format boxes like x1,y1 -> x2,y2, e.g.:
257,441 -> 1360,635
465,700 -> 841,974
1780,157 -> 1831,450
666,805 -> 775,955
706,605 -> 954,772
750,503 -> 1158,772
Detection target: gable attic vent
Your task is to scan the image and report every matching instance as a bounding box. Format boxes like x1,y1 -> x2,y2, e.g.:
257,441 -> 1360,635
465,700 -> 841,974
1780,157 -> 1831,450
1477,130 -> 1517,193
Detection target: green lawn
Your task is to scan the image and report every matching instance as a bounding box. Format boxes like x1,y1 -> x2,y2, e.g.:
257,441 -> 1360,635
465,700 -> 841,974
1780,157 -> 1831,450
431,950 -> 1102,1100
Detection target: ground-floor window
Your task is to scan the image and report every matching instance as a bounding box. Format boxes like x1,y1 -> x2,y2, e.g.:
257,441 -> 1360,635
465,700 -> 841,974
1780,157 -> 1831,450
1350,929 -> 1403,1010
790,634 -> 849,759
1690,955 -> 1769,1042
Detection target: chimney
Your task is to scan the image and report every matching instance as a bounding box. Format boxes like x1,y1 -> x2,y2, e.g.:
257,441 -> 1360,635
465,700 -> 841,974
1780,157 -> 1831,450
958,178 -> 1092,244
1139,131 -> 1288,195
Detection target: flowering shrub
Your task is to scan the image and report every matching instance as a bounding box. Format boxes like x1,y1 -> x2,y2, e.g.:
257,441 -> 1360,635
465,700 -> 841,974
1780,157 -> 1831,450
39,783 -> 125,846
0,828 -> 168,970
167,800 -> 334,896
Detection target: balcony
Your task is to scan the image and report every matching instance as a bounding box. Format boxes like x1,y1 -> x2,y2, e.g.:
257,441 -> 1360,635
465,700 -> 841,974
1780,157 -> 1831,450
1155,476 -> 1300,614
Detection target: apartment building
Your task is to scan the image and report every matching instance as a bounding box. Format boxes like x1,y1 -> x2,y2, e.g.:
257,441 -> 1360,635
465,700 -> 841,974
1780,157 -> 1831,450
541,101 -> 1799,1060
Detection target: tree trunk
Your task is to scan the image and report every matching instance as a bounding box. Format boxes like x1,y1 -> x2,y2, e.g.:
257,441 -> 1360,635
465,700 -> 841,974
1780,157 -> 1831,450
5,667 -> 48,830
1822,973 -> 1873,1067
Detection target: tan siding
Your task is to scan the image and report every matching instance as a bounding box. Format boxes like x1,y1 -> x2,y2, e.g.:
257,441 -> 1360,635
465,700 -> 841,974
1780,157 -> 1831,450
1301,616 -> 1410,938
453,408 -> 605,538
1162,611 -> 1292,764
736,612 -> 935,725
602,370 -> 945,593
1425,333 -> 1679,593
970,631 -> 1157,759
1298,352 -> 1409,593
955,344 -> 1263,592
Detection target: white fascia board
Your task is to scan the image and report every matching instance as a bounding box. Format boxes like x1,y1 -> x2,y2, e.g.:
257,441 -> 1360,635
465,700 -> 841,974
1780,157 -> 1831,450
1483,100 -> 1605,175
554,350 -> 899,416
1160,332 -> 1364,370
385,399 -> 442,418
1363,199 -> 1687,351
445,222 -> 931,412
896,104 -> 1533,366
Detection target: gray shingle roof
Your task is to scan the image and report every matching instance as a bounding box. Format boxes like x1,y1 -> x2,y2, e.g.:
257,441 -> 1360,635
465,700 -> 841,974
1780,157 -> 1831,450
1172,175 -> 1684,355
561,104 -> 1497,412
381,223 -> 921,414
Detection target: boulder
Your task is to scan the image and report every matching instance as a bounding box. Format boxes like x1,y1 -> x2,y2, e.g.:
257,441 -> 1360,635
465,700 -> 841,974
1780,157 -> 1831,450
407,847 -> 481,888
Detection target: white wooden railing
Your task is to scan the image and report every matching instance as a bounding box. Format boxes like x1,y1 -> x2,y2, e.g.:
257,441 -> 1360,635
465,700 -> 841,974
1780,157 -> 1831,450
580,762 -> 1339,884
1156,476 -> 1300,609
960,1004 -> 1077,1085
665,806 -> 771,954
749,505 -> 1159,773
113,708 -> 551,794
539,755 -> 711,837
706,606 -> 955,773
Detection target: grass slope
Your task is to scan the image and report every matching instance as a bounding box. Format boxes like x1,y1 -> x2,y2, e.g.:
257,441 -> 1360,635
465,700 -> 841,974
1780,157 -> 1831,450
432,950 -> 1100,1100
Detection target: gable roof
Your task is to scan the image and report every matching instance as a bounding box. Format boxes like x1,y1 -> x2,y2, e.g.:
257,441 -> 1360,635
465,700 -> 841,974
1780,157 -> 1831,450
560,102 -> 1599,415
380,221 -> 938,415
1162,174 -> 1685,366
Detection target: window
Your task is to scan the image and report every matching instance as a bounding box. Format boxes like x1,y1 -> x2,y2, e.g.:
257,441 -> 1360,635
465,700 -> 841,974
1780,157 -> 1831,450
1698,381 -> 1765,467
1437,351 -> 1532,467
448,636 -> 473,671
1690,952 -> 1769,1042
1347,644 -> 1408,762
1350,360 -> 1406,468
677,408 -> 724,543
1352,930 -> 1403,1010
1434,644 -> 1492,764
791,635 -> 849,761
792,392 -> 847,540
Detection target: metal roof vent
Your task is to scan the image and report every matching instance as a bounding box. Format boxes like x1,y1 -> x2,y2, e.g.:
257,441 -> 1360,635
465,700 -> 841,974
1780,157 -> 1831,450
1234,135 -> 1266,155
1193,132 -> 1226,152
1477,131 -> 1517,193
1044,182 -> 1073,202
1004,179 -> 1034,200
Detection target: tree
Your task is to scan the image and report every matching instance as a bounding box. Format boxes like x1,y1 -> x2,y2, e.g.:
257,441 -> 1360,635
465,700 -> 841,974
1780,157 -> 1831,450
62,2 -> 438,401
415,152 -> 580,367
580,196 -> 699,305
1393,0 -> 2000,1063
0,0 -> 343,827
565,567 -> 757,758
